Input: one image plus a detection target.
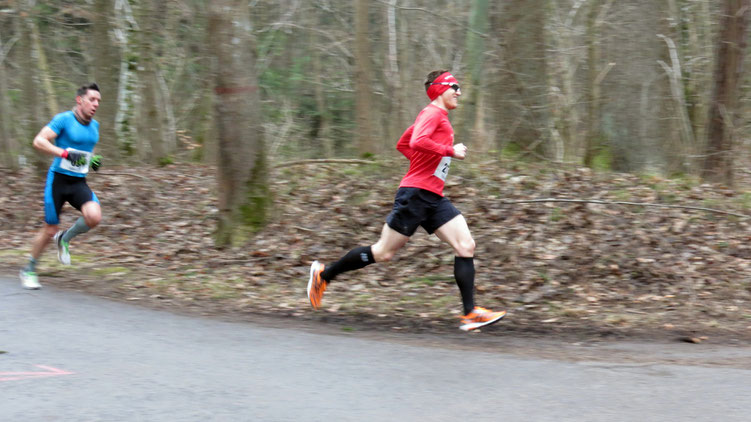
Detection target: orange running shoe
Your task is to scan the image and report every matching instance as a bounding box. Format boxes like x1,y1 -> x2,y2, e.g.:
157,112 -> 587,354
459,307 -> 506,331
307,260 -> 327,309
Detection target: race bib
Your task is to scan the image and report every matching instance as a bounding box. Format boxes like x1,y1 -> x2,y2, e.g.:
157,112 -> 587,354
433,156 -> 452,181
59,148 -> 92,175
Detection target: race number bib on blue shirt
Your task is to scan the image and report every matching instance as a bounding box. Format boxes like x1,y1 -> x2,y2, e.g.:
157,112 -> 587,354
59,148 -> 92,175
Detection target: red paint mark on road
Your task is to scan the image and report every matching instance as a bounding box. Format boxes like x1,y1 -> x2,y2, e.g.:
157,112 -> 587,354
0,365 -> 74,382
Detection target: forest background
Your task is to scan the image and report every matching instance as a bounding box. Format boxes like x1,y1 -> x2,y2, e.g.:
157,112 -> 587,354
2,0 -> 751,343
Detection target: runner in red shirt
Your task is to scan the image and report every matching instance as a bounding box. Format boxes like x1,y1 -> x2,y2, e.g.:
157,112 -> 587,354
307,70 -> 505,331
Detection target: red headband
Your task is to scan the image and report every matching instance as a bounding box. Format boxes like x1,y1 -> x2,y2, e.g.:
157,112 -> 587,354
427,72 -> 459,100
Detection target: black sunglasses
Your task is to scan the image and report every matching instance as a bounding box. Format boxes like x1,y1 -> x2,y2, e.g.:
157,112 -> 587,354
431,82 -> 461,92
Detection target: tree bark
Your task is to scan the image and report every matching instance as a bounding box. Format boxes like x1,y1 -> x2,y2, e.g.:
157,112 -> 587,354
657,34 -> 695,173
312,28 -> 333,158
28,15 -> 58,117
496,0 -> 549,156
702,0 -> 751,185
91,0 -> 121,159
382,0 -> 404,150
17,1 -> 45,171
683,0 -> 713,157
456,0 -> 489,153
354,0 -> 375,156
136,0 -> 167,163
584,0 -> 606,168
0,33 -> 14,168
208,1 -> 269,247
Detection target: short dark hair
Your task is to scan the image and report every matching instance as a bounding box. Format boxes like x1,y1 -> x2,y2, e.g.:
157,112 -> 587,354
424,70 -> 449,92
77,83 -> 100,97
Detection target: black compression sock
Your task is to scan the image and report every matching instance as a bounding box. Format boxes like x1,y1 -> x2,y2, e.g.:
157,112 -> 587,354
454,256 -> 476,315
321,246 -> 375,282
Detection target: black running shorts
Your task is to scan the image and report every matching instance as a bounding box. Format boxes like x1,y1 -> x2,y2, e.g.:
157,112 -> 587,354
385,187 -> 461,236
44,171 -> 99,225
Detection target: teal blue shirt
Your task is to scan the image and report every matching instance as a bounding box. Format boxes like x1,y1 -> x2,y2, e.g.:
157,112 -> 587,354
48,111 -> 99,177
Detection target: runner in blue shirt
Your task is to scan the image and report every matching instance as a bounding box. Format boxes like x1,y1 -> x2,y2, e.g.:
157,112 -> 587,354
20,83 -> 104,289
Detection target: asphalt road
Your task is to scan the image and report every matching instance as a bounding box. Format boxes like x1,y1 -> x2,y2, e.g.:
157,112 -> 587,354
2,275 -> 750,422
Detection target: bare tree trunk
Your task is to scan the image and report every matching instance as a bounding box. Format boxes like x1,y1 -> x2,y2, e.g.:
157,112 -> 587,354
17,1 -> 46,171
208,1 -> 269,247
497,0 -> 549,157
685,0 -> 714,156
546,0 -> 584,163
157,70 -> 178,155
657,34 -> 695,172
306,4 -> 333,159
0,33 -> 15,168
396,2 -> 411,140
312,29 -> 333,158
583,0 -> 614,168
111,0 -> 137,156
28,15 -> 58,116
382,0 -> 403,151
457,0 -> 489,153
354,0 -> 375,155
91,0 -> 121,160
702,0 -> 751,185
136,0 -> 167,163
199,88 -> 216,165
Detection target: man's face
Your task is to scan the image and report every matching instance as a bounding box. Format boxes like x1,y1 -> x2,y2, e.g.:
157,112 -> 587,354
76,89 -> 101,120
441,85 -> 461,110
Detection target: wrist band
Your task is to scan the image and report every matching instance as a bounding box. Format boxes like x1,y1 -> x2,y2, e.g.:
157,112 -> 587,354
61,150 -> 68,159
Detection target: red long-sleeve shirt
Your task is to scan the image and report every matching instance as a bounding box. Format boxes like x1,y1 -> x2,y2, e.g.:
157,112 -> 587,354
396,104 -> 455,196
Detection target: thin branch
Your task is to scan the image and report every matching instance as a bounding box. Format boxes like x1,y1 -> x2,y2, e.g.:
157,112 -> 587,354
94,170 -> 159,191
594,62 -> 616,86
596,0 -> 616,27
372,0 -> 488,38
565,0 -> 587,28
657,34 -> 696,150
0,35 -> 19,65
500,198 -> 751,219
272,158 -> 380,169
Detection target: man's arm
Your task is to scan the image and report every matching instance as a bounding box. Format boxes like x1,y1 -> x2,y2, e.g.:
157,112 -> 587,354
32,126 -> 65,158
396,125 -> 415,159
409,113 -> 454,157
33,126 -> 86,164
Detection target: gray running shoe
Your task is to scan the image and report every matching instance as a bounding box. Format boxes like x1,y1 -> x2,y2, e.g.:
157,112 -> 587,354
20,269 -> 41,290
53,230 -> 71,265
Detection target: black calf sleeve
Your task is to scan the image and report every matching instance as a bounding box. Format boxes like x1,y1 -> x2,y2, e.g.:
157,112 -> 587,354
321,246 -> 375,282
454,256 -> 476,315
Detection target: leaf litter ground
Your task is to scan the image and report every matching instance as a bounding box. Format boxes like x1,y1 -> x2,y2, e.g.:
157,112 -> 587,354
2,162 -> 751,345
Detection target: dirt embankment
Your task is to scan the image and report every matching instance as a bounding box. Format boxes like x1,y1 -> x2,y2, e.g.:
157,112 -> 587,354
2,162 -> 750,344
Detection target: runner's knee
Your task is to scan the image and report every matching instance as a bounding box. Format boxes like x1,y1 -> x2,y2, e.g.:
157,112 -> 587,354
84,214 -> 101,228
82,212 -> 101,228
455,238 -> 475,257
82,203 -> 101,228
43,225 -> 58,238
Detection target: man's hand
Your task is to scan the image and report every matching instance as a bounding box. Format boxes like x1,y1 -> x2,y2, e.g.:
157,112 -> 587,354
90,155 -> 102,171
452,143 -> 467,160
61,150 -> 87,166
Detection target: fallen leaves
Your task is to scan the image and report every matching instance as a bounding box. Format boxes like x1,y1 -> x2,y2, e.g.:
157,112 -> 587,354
1,162 -> 751,340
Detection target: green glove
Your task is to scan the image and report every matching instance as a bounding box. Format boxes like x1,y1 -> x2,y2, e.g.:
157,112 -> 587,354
90,155 -> 102,171
63,150 -> 87,166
